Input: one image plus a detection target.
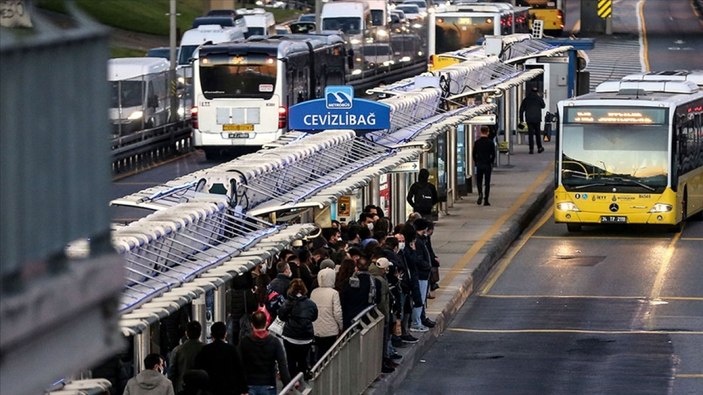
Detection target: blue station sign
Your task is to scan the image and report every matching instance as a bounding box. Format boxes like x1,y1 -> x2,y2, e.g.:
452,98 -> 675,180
288,86 -> 391,131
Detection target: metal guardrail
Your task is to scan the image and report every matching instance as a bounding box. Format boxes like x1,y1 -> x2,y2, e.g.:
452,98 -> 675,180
349,58 -> 428,94
279,306 -> 385,395
111,119 -> 192,173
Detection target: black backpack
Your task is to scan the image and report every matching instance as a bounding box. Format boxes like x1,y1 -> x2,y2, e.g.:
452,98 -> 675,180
414,183 -> 434,212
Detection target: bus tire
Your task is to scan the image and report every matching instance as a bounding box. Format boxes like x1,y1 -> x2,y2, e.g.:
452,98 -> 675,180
566,223 -> 582,232
674,190 -> 689,232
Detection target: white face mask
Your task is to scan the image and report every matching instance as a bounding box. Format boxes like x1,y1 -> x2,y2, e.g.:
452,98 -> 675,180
398,242 -> 406,250
367,222 -> 374,231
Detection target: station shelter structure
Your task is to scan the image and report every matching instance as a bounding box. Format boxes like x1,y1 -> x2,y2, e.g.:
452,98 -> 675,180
51,33 -> 592,393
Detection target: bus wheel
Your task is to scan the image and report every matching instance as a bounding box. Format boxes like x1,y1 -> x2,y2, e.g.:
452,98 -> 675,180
567,223 -> 582,232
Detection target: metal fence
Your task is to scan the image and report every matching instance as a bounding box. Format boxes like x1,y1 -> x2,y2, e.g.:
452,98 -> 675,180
279,306 -> 385,395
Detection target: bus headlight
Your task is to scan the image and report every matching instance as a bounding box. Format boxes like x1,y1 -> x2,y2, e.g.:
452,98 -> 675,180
128,110 -> 144,120
649,203 -> 672,213
556,202 -> 580,212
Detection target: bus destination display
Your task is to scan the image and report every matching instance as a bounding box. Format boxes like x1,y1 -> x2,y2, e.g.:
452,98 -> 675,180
565,107 -> 666,125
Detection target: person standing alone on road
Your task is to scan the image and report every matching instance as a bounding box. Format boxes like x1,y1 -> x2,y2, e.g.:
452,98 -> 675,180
472,126 -> 496,206
407,168 -> 438,220
519,86 -> 545,154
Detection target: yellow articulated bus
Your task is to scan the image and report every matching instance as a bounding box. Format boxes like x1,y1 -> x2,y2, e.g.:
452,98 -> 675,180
555,71 -> 703,232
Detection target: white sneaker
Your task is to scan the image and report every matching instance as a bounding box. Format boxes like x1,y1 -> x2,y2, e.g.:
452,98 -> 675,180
409,325 -> 429,333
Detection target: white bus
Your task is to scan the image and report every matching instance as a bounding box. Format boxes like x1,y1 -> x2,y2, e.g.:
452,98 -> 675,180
191,35 -> 348,158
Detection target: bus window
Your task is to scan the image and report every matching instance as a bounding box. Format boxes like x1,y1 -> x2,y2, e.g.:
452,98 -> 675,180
434,16 -> 494,53
323,17 -> 361,35
198,53 -> 277,99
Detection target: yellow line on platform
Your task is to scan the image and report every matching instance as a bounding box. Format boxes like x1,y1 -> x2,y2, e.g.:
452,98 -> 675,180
639,0 -> 650,72
649,232 -> 681,301
447,327 -> 703,335
676,374 -> 703,379
438,162 -> 554,289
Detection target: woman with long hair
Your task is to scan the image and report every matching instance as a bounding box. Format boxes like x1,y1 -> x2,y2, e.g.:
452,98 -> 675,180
334,258 -> 356,293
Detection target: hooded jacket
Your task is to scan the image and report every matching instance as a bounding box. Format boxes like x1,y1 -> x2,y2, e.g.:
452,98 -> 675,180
309,268 -> 343,337
278,294 -> 318,341
124,369 -> 175,395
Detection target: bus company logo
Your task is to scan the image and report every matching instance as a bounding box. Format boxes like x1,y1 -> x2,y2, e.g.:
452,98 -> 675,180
325,86 -> 353,109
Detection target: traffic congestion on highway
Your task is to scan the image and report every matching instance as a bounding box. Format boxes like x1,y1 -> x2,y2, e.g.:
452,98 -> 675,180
1,0 -> 703,394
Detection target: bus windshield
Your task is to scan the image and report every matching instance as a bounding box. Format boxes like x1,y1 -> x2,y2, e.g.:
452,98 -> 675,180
322,17 -> 361,35
434,16 -> 495,53
561,123 -> 669,192
198,53 -> 277,99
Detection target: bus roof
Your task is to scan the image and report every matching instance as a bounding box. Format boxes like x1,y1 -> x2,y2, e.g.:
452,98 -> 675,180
107,57 -> 169,81
562,72 -> 703,107
197,37 -> 318,59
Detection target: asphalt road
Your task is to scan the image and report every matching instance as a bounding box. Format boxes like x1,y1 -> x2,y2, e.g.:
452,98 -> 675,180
395,209 -> 703,395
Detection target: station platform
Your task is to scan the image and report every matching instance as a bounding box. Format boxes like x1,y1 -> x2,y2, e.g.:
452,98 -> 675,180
367,139 -> 556,394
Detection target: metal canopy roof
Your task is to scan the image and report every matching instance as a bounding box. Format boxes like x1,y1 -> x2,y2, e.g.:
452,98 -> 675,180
118,223 -> 316,335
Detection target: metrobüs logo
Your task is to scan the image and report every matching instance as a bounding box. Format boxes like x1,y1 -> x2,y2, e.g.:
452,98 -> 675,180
325,86 -> 353,109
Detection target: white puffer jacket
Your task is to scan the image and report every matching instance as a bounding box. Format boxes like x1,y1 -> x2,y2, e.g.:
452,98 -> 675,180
310,268 -> 343,337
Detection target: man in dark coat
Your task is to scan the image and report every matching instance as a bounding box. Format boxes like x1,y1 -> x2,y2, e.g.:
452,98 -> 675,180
239,311 -> 292,394
340,257 -> 382,329
168,321 -> 204,393
406,168 -> 438,219
472,125 -> 496,206
194,322 -> 247,395
519,86 -> 546,154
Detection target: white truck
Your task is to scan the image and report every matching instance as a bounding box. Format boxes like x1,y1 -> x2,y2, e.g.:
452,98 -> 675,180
178,24 -> 246,67
238,8 -> 276,38
321,1 -> 371,47
108,57 -> 171,136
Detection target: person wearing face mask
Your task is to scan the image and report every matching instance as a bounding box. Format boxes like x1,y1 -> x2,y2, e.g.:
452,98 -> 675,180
359,212 -> 376,230
123,353 -> 175,395
380,236 -> 414,348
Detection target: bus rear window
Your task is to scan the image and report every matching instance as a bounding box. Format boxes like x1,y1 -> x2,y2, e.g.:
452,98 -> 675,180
199,53 -> 277,99
434,16 -> 495,53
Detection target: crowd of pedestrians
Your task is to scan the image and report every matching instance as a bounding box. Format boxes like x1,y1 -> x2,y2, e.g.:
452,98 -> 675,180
131,204 -> 441,394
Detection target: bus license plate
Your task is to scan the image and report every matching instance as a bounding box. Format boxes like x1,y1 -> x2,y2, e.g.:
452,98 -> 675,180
223,124 -> 254,132
227,133 -> 250,138
600,216 -> 627,224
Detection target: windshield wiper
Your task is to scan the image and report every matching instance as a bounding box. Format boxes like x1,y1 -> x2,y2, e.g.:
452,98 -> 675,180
600,176 -> 655,192
572,183 -> 607,190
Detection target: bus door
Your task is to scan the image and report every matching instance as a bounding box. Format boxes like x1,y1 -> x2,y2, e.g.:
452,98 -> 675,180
525,60 -> 569,129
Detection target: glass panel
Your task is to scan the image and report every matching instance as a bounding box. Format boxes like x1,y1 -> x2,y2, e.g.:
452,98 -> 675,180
561,123 -> 669,192
199,53 -> 277,99
434,16 -> 495,53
